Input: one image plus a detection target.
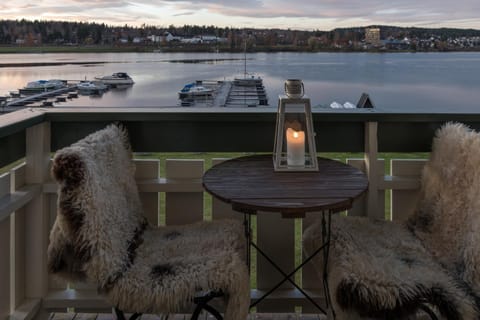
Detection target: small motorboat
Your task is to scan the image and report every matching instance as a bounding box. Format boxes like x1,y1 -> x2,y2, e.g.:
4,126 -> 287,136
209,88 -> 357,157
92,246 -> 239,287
19,79 -> 66,95
77,81 -> 108,94
94,72 -> 134,85
178,82 -> 214,99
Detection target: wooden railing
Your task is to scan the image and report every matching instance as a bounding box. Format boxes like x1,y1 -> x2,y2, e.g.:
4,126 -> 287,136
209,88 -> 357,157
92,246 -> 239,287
2,107 -> 480,319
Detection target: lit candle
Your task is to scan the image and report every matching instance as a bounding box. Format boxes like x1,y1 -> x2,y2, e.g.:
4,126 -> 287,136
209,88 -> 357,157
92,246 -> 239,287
286,127 -> 305,166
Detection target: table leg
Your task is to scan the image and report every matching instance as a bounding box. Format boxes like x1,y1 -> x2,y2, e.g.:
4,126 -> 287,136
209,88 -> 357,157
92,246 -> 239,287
321,210 -> 336,319
243,214 -> 251,269
242,210 -> 335,318
250,240 -> 328,313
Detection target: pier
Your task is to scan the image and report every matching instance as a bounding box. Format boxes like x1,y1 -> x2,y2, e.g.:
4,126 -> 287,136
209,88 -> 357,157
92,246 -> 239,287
179,78 -> 269,107
6,85 -> 78,108
0,85 -> 80,114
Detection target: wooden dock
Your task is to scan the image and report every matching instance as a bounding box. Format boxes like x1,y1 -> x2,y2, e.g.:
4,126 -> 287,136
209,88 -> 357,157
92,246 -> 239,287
179,79 -> 269,108
6,85 -> 77,107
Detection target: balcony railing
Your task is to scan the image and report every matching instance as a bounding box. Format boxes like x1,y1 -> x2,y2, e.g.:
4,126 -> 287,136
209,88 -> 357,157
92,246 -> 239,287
2,107 -> 480,319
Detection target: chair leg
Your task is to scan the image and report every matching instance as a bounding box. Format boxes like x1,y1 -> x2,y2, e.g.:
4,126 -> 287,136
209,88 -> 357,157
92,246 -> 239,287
419,303 -> 439,320
191,291 -> 224,320
114,291 -> 223,320
114,307 -> 142,320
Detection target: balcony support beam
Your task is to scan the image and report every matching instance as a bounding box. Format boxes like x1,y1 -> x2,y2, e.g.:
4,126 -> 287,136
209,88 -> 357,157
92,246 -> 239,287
364,122 -> 382,219
24,122 -> 51,305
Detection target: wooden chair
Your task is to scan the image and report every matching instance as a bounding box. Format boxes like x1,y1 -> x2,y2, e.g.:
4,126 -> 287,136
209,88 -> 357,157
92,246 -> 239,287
303,122 -> 480,319
47,124 -> 250,320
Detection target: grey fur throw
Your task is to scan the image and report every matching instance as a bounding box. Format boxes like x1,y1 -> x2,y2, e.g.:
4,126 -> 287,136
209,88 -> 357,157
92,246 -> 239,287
47,124 -> 250,319
303,122 -> 480,319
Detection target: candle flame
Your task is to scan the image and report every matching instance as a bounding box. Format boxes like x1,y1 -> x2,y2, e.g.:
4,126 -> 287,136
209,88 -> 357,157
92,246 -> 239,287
293,131 -> 299,138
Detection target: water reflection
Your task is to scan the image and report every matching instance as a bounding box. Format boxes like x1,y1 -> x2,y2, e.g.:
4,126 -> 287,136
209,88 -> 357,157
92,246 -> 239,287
0,52 -> 479,111
110,84 -> 134,97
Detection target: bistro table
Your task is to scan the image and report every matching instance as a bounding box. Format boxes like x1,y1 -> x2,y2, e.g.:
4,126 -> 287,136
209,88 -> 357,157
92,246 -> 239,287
202,154 -> 368,316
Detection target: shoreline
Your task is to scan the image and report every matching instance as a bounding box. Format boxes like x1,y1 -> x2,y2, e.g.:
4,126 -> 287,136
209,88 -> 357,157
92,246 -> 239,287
0,58 -> 246,68
1,45 -> 480,55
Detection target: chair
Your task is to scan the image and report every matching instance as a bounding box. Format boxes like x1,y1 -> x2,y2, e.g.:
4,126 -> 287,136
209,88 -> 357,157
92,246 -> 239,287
47,124 -> 250,320
303,122 -> 480,319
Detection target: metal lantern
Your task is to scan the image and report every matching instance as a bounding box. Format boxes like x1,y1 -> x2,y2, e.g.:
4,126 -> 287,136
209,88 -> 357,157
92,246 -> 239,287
273,95 -> 318,171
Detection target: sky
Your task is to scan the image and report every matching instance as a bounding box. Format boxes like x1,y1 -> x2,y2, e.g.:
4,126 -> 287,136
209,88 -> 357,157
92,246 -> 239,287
1,0 -> 480,31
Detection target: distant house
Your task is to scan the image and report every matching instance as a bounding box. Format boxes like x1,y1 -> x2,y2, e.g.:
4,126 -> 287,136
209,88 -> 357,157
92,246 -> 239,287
383,38 -> 410,50
163,32 -> 181,42
180,35 -> 227,44
181,36 -> 202,44
201,35 -> 228,43
149,35 -> 162,43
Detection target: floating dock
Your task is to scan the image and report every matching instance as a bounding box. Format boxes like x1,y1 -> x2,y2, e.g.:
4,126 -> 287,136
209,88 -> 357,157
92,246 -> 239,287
5,85 -> 77,107
179,78 -> 269,107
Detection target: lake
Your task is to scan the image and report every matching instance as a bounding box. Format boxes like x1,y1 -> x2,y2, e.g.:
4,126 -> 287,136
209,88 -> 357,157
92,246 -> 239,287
0,51 -> 479,112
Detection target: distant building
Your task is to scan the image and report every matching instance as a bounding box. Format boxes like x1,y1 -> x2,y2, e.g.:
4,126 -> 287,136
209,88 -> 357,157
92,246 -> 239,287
383,38 -> 410,50
149,35 -> 162,43
365,28 -> 381,46
162,32 -> 181,42
132,37 -> 144,44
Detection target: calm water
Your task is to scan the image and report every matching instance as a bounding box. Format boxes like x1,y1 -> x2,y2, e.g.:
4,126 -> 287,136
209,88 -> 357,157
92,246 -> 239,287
1,52 -> 479,112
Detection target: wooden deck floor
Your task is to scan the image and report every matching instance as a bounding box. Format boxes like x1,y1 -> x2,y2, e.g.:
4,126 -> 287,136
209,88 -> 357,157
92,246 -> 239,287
51,313 -> 326,320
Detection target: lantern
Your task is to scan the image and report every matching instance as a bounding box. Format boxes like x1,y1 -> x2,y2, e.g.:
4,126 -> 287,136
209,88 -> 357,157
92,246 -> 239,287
273,94 -> 318,171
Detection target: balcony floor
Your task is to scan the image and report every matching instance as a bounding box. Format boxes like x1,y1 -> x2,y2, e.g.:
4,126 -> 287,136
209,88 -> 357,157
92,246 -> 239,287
51,313 -> 326,320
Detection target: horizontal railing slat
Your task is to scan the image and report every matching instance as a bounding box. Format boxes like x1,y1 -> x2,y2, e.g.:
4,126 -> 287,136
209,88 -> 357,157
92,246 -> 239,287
0,184 -> 42,222
44,178 -> 204,194
43,290 -> 109,311
379,175 -> 421,190
9,298 -> 42,320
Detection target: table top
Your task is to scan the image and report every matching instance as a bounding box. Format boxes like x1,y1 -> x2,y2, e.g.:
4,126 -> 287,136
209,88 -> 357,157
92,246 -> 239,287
202,154 -> 368,218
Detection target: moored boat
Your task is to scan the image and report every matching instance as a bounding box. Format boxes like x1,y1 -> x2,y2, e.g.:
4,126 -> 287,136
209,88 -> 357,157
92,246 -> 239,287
19,79 -> 67,95
178,82 -> 214,99
77,81 -> 108,94
94,72 -> 134,85
233,74 -> 264,86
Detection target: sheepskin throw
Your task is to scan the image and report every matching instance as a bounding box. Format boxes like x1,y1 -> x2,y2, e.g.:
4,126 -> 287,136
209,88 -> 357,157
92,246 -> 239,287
47,124 -> 250,320
303,122 -> 480,319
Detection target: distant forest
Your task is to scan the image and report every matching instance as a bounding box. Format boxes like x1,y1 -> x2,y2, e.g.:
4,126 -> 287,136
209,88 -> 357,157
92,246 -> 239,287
1,19 -> 479,50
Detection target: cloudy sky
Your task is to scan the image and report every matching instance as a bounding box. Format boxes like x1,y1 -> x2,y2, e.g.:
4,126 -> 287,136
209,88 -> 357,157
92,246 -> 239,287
1,0 -> 479,30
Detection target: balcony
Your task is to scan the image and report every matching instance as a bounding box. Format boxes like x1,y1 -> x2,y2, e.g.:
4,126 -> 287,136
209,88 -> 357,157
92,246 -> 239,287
2,107 -> 480,319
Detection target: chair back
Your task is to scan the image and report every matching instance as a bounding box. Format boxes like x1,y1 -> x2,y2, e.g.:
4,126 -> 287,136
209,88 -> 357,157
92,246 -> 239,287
408,122 -> 480,293
47,124 -> 146,291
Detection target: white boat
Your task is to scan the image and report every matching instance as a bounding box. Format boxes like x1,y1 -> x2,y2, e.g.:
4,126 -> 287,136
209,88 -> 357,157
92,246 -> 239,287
94,72 -> 134,85
19,79 -> 66,94
77,81 -> 108,94
233,74 -> 264,86
178,82 -> 214,99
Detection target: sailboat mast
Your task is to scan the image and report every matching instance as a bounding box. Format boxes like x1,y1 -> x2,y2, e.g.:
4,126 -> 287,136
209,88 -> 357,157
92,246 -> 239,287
244,40 -> 247,78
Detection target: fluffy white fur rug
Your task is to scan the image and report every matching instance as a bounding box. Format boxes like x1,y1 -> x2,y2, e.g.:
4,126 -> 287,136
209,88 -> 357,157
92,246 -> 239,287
303,122 -> 480,319
47,124 -> 250,320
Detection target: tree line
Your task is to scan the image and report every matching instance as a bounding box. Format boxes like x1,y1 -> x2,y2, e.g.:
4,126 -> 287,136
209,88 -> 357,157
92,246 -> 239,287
1,19 -> 479,50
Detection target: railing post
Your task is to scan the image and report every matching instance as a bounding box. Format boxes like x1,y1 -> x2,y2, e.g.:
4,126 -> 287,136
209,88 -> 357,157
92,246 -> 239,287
0,173 -> 11,319
24,122 -> 51,302
364,121 -> 382,219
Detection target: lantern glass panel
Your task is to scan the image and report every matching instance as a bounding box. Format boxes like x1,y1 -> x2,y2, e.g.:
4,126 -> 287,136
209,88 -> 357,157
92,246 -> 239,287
273,96 -> 318,171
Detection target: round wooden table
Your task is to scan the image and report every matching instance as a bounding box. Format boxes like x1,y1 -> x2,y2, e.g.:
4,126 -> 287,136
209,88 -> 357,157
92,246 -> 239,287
203,154 -> 368,316
203,154 -> 368,218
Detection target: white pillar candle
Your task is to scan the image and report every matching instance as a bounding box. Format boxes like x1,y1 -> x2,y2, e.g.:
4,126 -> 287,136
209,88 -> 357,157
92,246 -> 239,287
286,127 -> 305,166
